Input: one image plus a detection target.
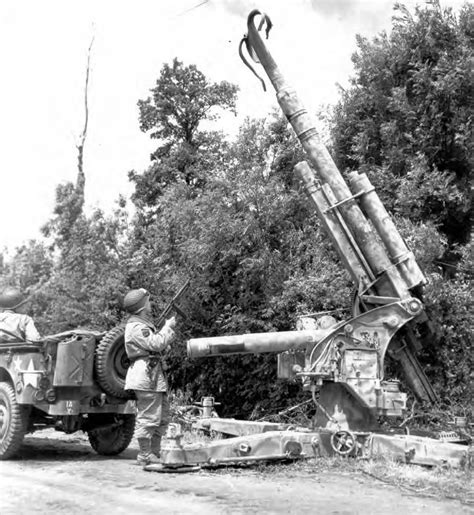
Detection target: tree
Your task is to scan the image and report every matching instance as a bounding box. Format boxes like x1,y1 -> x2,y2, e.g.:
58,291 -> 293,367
19,38 -> 133,333
38,203 -> 131,332
331,2 -> 472,245
130,58 -> 238,207
42,36 -> 94,250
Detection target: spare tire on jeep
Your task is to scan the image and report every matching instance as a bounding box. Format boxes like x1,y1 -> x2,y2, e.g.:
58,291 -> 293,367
94,325 -> 132,399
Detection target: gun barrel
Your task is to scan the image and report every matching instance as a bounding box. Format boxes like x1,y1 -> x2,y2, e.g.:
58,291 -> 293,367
187,329 -> 330,358
244,13 -> 412,301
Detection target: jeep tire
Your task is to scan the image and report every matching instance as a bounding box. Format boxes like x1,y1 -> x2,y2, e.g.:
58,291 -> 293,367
87,413 -> 136,456
0,381 -> 28,459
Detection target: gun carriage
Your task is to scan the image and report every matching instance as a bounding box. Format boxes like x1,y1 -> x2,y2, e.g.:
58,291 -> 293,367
156,10 -> 470,471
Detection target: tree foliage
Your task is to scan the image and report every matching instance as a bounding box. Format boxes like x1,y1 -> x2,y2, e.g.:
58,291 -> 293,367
1,202 -> 131,335
138,58 -> 238,147
38,205 -> 130,332
130,58 -> 238,206
331,2 -> 473,244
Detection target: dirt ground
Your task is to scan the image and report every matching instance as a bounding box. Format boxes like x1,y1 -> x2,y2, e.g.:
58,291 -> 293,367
0,430 -> 472,515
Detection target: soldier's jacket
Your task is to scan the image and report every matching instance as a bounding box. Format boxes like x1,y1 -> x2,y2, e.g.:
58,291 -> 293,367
0,310 -> 41,343
124,314 -> 175,392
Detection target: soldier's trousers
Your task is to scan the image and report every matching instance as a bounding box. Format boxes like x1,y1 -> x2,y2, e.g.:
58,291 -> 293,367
134,391 -> 170,439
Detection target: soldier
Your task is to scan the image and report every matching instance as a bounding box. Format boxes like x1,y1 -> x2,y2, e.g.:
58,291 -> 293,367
123,287 -> 176,467
0,286 -> 41,343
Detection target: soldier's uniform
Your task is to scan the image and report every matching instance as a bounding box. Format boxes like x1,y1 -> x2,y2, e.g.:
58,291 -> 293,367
0,310 -> 41,342
122,288 -> 176,466
0,287 -> 41,343
125,315 -> 175,438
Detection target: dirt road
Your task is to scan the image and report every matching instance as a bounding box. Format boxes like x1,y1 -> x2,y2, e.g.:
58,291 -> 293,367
0,431 -> 471,514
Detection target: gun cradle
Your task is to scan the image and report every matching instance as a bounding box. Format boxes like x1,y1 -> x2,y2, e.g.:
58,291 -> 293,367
286,300 -> 423,423
188,298 -> 423,427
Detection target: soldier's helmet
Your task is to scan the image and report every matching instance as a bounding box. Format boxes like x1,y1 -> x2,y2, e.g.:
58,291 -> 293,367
123,288 -> 150,314
0,287 -> 28,311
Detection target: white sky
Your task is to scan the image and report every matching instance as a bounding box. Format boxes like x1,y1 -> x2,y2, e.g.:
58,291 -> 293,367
0,0 -> 466,251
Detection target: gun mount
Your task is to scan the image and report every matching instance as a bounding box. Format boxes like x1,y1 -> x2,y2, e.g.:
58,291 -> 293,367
187,10 -> 438,433
151,10 -> 471,472
188,299 -> 424,429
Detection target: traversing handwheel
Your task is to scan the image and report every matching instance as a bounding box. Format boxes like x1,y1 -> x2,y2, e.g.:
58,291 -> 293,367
330,430 -> 357,456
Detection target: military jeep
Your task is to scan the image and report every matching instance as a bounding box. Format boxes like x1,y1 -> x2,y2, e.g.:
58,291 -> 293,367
0,325 -> 132,459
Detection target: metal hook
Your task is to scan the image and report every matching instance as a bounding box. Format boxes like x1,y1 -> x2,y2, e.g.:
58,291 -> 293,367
238,36 -> 266,92
238,10 -> 273,92
250,9 -> 273,40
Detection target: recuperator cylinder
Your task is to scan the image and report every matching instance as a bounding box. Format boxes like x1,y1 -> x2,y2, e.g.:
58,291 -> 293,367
295,161 -> 374,289
348,172 -> 426,290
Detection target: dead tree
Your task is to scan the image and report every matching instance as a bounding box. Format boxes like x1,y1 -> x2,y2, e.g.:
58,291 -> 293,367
74,35 -> 94,213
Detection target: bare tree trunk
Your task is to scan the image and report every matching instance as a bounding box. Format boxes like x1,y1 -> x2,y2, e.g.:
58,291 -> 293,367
75,35 -> 94,212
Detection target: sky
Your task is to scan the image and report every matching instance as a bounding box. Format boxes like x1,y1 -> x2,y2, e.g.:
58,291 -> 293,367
0,0 -> 467,252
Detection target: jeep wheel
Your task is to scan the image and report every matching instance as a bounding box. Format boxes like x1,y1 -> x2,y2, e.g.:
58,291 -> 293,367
95,325 -> 131,399
87,414 -> 136,456
0,381 -> 28,459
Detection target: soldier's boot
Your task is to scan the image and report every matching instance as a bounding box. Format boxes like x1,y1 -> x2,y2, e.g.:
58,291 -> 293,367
151,435 -> 162,458
136,438 -> 160,467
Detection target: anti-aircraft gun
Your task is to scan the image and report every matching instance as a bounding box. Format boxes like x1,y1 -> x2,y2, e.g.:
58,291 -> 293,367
156,11 -> 469,471
188,9 -> 437,433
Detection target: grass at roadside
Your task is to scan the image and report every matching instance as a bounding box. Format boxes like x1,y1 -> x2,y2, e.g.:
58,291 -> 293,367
357,457 -> 473,504
252,455 -> 474,506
